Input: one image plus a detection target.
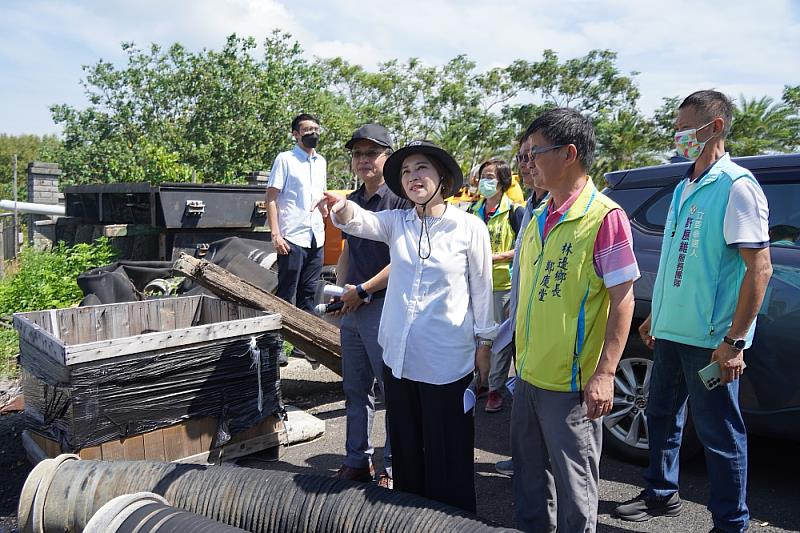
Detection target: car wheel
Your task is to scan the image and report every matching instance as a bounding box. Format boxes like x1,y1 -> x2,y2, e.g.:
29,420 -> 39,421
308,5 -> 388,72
603,354 -> 652,464
603,344 -> 702,465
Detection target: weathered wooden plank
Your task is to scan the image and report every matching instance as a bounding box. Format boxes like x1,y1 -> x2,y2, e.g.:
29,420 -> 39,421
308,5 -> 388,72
78,445 -> 102,460
75,307 -> 97,344
143,428 -> 167,462
162,423 -> 190,461
173,297 -> 195,330
197,417 -> 216,452
64,314 -> 280,365
172,254 -> 342,375
18,338 -> 70,384
121,434 -> 146,460
13,316 -> 66,366
93,306 -> 113,341
100,438 -> 125,460
141,299 -> 161,334
174,415 -> 286,465
57,308 -> 80,345
109,303 -> 130,340
159,298 -> 177,331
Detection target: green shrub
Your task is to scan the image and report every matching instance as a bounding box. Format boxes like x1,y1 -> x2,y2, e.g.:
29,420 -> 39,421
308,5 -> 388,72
0,327 -> 19,378
0,237 -> 116,315
0,237 -> 116,377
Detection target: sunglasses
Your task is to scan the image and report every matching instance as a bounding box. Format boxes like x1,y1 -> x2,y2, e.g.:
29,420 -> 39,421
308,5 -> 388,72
515,144 -> 566,163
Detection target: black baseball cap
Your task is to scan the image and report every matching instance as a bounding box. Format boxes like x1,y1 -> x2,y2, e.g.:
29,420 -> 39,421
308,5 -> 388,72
383,140 -> 464,199
345,124 -> 393,150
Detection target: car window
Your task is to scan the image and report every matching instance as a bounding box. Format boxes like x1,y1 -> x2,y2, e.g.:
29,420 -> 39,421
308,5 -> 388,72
762,183 -> 800,248
602,187 -> 661,217
633,187 -> 676,231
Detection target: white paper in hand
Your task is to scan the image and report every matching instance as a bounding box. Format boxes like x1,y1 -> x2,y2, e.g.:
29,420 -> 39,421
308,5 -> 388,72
463,382 -> 477,414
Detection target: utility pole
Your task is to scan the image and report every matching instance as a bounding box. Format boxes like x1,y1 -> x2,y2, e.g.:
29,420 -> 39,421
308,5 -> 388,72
12,154 -> 19,254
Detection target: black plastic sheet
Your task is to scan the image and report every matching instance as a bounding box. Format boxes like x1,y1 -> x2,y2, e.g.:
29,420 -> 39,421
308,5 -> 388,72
22,332 -> 284,452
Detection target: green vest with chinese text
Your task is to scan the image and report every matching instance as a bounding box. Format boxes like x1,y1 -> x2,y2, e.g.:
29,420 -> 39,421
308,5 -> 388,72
515,180 -> 619,392
469,193 -> 517,291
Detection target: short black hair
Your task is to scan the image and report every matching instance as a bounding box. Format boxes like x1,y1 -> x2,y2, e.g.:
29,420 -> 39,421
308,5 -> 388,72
524,108 -> 596,170
291,113 -> 320,132
679,90 -> 734,138
479,158 -> 513,193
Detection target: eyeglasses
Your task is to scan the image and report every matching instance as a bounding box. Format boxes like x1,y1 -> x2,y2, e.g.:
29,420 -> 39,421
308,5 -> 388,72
350,149 -> 386,160
515,144 -> 566,163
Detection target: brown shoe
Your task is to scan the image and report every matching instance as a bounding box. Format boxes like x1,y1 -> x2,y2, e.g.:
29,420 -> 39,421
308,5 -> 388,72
335,464 -> 374,483
485,390 -> 504,412
376,472 -> 393,489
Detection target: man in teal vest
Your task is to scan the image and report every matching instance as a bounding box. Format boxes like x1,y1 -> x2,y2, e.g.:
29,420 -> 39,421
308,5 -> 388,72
615,90 -> 772,533
512,108 -> 639,532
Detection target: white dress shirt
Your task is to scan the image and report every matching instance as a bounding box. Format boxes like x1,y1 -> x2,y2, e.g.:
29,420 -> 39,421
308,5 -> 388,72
268,144 -> 327,248
333,202 -> 497,385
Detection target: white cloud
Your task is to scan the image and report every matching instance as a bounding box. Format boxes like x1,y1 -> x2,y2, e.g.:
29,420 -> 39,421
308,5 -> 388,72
1,0 -> 798,134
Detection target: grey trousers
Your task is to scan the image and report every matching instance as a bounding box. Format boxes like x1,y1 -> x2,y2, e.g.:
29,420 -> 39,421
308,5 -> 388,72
511,379 -> 602,533
340,298 -> 391,472
488,290 -> 513,391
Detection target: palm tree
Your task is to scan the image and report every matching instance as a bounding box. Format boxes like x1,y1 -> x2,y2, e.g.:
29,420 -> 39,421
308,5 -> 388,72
728,95 -> 800,156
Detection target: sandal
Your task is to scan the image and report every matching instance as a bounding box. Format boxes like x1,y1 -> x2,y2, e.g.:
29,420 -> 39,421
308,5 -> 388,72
376,472 -> 393,490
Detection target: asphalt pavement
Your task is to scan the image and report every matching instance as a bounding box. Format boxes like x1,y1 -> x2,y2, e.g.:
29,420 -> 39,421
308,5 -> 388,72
241,357 -> 800,533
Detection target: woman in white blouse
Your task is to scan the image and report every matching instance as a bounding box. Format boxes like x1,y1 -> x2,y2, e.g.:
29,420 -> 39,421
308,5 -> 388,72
315,140 -> 496,512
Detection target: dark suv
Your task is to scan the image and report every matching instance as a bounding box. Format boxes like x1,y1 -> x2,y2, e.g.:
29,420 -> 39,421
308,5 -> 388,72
602,153 -> 800,463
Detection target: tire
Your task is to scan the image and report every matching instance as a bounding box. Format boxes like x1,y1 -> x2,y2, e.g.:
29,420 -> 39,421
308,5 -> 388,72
603,333 -> 701,465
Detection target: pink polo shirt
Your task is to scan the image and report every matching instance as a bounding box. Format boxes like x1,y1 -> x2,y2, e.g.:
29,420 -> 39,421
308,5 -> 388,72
543,182 -> 640,288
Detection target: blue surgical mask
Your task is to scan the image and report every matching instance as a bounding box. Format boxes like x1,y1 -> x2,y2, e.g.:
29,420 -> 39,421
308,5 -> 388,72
478,178 -> 498,198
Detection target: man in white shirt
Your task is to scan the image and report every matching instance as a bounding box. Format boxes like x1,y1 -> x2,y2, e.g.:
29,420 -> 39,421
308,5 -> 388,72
266,113 -> 327,319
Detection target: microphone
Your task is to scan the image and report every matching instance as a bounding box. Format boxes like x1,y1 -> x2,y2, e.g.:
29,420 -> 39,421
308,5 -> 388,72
314,300 -> 345,315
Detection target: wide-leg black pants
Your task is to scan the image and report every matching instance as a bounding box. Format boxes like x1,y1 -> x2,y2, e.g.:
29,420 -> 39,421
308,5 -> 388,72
382,364 -> 475,513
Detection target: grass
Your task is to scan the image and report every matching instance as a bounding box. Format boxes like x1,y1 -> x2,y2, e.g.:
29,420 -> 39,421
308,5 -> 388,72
0,326 -> 19,379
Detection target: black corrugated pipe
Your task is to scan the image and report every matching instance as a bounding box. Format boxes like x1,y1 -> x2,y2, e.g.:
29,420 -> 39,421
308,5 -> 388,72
83,492 -> 247,533
19,455 -> 520,533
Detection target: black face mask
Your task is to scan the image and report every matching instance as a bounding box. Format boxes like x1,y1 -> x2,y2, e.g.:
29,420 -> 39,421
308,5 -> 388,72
301,132 -> 319,149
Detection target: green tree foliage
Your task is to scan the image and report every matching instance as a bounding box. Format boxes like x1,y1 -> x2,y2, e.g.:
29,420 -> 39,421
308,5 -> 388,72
52,32 -> 325,186
48,34 -> 799,190
728,95 -> 800,156
0,134 -> 61,200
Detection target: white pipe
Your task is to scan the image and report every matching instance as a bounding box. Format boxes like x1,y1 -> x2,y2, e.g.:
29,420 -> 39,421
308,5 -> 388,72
0,200 -> 65,216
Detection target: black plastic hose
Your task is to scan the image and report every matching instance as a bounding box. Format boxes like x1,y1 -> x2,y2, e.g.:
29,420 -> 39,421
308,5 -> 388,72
82,492 -> 247,532
20,455 -> 519,532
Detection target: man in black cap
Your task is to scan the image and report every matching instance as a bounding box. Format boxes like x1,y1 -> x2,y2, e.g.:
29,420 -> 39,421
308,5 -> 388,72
334,124 -> 411,486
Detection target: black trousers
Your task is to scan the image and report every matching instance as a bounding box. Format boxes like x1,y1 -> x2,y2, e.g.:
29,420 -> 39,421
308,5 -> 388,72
382,364 -> 476,513
275,236 -> 323,312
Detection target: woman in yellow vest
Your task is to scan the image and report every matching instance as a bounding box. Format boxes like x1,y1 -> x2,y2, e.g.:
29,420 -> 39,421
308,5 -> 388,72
468,158 -> 524,412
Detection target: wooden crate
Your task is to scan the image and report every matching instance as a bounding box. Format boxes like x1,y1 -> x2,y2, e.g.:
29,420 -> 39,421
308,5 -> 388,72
22,414 -> 286,465
15,295 -> 284,460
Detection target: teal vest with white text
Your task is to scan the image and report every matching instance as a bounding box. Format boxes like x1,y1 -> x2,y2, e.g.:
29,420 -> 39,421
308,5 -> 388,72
650,154 -> 760,349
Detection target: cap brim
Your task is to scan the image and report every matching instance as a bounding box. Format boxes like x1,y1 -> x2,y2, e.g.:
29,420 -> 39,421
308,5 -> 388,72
383,145 -> 463,200
345,137 -> 392,150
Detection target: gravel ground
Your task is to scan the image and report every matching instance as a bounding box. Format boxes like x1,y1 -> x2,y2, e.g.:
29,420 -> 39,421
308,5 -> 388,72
2,358 -> 799,532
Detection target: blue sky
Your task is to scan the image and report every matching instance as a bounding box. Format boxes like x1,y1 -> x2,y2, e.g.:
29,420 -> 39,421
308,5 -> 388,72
2,0 -> 799,135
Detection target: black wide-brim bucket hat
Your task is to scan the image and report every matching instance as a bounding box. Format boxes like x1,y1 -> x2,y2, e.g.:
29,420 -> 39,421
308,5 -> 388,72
383,140 -> 464,200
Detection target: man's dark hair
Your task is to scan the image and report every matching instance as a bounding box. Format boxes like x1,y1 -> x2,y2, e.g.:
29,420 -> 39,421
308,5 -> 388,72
479,158 -> 513,193
291,113 -> 320,132
679,90 -> 734,138
524,108 -> 596,170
